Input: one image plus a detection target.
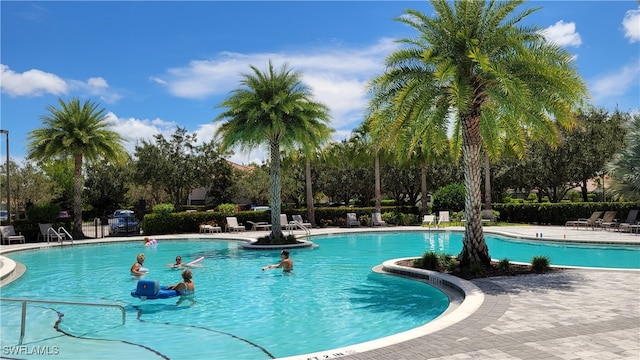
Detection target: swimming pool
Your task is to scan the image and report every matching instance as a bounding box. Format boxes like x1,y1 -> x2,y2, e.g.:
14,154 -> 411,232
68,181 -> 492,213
1,231 -> 638,360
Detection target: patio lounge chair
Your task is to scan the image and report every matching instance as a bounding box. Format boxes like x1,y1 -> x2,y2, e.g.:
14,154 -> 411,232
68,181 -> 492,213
280,214 -> 295,230
371,212 -> 386,227
37,223 -> 65,242
199,224 -> 222,233
0,225 -> 25,245
346,213 -> 360,227
565,211 -> 603,230
595,211 -> 617,230
225,217 -> 246,232
618,210 -> 639,233
422,215 -> 436,229
247,221 -> 271,231
292,215 -> 311,229
437,211 -> 451,228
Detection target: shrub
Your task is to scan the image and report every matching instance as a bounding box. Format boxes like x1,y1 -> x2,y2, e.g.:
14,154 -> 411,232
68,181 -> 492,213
152,203 -> 174,214
217,203 -> 238,216
254,234 -> 298,245
531,256 -> 550,273
27,203 -> 61,223
413,251 -> 439,270
432,183 -> 465,213
359,214 -> 371,226
498,258 -> 511,272
526,193 -> 538,203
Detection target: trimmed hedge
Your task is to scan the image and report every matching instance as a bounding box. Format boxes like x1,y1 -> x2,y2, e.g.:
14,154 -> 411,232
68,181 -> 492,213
493,202 -> 640,225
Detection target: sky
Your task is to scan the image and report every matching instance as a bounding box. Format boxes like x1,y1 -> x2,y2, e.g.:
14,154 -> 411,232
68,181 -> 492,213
1,1 -> 639,166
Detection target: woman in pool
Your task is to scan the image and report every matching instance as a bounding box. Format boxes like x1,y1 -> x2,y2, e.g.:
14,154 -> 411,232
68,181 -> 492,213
167,255 -> 184,268
262,249 -> 293,273
144,237 -> 158,246
167,268 -> 196,305
130,253 -> 149,277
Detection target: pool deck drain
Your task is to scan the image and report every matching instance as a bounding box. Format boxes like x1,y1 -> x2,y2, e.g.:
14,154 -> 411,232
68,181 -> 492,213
1,225 -> 639,360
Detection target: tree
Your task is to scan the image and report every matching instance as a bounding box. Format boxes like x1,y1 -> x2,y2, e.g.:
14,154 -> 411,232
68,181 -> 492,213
27,97 -> 127,238
368,0 -> 587,266
607,111 -> 640,201
0,160 -> 59,220
85,159 -> 133,215
134,127 -> 227,209
214,61 -> 331,240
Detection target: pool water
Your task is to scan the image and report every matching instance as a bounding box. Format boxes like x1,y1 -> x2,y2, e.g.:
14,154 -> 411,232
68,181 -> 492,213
1,231 -> 638,360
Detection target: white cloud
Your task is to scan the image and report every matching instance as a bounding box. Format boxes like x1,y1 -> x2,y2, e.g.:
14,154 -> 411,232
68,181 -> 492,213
152,38 -> 399,132
105,112 -> 177,154
589,61 -> 640,103
0,64 -> 67,96
540,20 -> 582,47
622,8 -> 640,43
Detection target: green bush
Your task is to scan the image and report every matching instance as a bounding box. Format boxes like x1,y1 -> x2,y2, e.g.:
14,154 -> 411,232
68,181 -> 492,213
498,258 -> 511,272
531,256 -> 550,273
152,203 -> 174,214
432,183 -> 465,213
27,203 -> 61,223
217,203 -> 238,216
413,251 -> 439,270
526,193 -> 538,203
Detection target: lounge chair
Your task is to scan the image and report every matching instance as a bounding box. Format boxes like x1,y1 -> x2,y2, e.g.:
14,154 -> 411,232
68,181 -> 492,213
422,215 -> 436,229
346,213 -> 360,227
371,212 -> 386,227
0,225 -> 25,245
292,215 -> 311,229
437,211 -> 451,228
618,210 -> 639,233
595,211 -> 617,230
565,211 -> 603,230
280,214 -> 295,230
199,224 -> 222,233
225,217 -> 246,232
246,221 -> 271,231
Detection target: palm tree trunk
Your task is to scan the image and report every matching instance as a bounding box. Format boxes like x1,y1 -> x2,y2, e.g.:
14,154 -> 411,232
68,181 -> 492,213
421,159 -> 428,215
459,113 -> 490,266
484,152 -> 492,210
270,140 -> 283,239
374,152 -> 381,213
305,157 -> 316,227
73,154 -> 85,239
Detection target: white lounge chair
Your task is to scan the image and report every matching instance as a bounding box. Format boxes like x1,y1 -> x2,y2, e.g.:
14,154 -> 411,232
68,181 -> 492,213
371,212 -> 386,227
437,211 -> 450,228
280,214 -> 295,230
346,213 -> 360,227
292,215 -> 311,228
225,217 -> 246,232
0,225 -> 25,245
199,224 -> 222,233
422,215 -> 436,229
247,221 -> 272,231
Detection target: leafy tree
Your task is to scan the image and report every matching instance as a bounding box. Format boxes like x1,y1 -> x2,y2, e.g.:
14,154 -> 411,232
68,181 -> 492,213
0,160 -> 59,220
214,61 -> 331,240
432,183 -> 465,213
206,159 -> 235,206
608,111 -> 640,201
27,97 -> 127,238
85,159 -> 133,215
134,128 -> 228,209
368,0 -> 586,266
234,165 -> 270,206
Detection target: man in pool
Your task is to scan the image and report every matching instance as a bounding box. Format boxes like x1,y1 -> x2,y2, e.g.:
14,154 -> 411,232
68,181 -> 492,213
130,253 -> 148,276
262,249 -> 293,273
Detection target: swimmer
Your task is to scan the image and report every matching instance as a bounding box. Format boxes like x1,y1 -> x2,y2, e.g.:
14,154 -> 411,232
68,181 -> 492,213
167,268 -> 196,305
167,255 -> 184,268
131,253 -> 148,276
262,249 -> 293,273
144,237 -> 158,246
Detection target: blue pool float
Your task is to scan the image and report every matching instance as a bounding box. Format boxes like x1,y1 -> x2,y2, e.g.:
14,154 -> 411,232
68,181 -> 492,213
131,279 -> 179,300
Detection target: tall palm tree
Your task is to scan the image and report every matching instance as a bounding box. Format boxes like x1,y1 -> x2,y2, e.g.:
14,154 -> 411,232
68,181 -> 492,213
27,97 -> 127,238
214,61 -> 331,239
369,0 -> 586,266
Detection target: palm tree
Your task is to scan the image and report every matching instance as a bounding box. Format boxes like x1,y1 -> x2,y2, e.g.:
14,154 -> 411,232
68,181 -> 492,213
214,61 -> 332,239
368,0 -> 587,266
27,97 -> 127,238
607,112 -> 640,201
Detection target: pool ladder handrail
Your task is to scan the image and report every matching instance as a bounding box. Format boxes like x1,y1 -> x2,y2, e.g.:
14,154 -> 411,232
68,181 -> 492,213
0,297 -> 126,345
289,220 -> 311,237
47,226 -> 73,245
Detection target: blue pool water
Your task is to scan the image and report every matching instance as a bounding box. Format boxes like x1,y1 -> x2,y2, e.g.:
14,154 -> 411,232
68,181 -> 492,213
1,231 -> 638,360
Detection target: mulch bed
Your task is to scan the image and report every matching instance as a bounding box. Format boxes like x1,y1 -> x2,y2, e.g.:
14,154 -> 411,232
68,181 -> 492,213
396,259 -> 555,280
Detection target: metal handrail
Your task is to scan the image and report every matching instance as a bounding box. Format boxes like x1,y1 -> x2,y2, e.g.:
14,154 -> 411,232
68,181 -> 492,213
0,297 -> 126,344
58,227 -> 74,245
290,221 -> 311,237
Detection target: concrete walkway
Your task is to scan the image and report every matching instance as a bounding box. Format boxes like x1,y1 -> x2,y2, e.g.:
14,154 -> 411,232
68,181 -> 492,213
1,225 -> 639,360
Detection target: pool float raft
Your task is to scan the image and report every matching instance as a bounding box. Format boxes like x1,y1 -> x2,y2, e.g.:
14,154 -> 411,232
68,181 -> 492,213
131,279 -> 178,300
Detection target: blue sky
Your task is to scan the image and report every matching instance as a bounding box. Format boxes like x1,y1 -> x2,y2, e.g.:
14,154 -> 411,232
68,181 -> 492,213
1,1 -> 639,165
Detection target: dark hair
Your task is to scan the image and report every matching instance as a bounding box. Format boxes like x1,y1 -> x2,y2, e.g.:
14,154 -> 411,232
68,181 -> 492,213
281,249 -> 290,257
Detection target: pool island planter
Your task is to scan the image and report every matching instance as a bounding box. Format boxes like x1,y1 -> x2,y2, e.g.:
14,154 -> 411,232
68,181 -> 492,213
241,238 -> 315,250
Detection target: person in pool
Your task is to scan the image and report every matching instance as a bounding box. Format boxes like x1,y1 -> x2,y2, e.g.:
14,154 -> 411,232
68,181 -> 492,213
167,268 -> 196,305
130,253 -> 148,276
262,249 -> 293,273
167,255 -> 184,268
144,237 -> 158,246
